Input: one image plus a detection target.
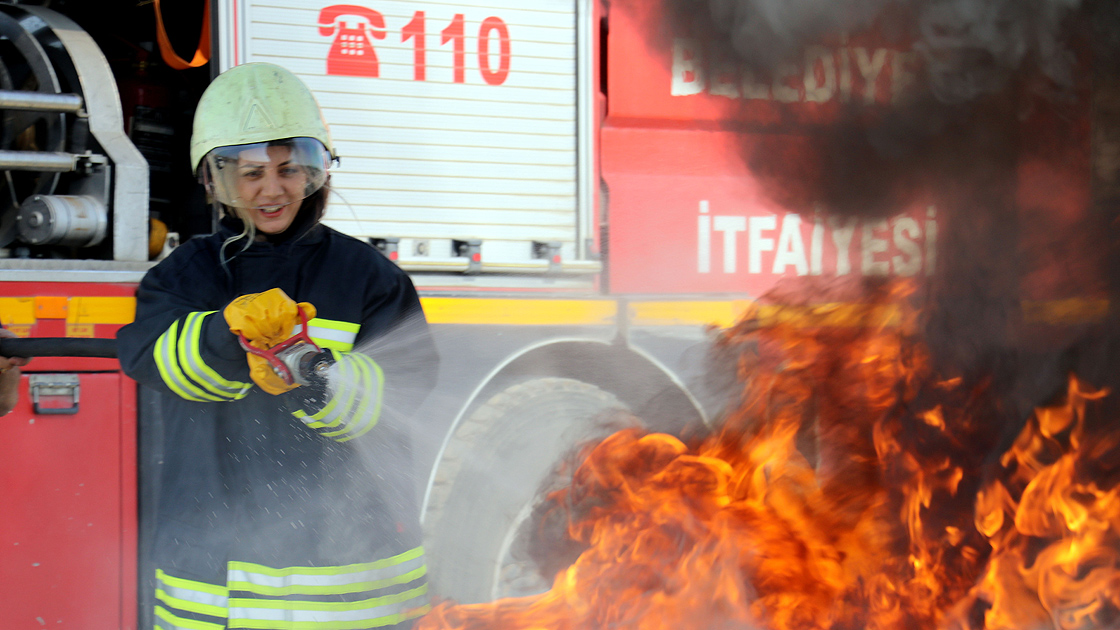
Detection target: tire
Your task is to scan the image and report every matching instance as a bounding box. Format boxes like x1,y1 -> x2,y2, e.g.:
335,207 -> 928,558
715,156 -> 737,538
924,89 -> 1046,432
423,378 -> 627,604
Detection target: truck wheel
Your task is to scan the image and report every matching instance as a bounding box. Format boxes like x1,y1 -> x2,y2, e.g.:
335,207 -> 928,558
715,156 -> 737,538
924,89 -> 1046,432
423,377 -> 627,604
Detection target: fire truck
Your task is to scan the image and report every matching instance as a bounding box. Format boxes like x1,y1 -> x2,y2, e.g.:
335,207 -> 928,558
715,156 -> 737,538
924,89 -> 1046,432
0,0 -> 1110,627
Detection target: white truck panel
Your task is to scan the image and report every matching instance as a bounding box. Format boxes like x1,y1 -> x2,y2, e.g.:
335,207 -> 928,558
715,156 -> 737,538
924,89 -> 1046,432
220,0 -> 592,285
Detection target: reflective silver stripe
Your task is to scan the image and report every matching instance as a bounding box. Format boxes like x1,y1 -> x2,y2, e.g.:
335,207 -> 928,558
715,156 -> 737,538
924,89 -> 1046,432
307,326 -> 357,350
154,569 -> 228,630
300,349 -> 362,431
293,319 -> 358,351
330,354 -> 384,443
156,569 -> 229,614
179,311 -> 250,400
154,319 -> 223,402
319,353 -> 367,438
228,585 -> 429,624
228,554 -> 425,594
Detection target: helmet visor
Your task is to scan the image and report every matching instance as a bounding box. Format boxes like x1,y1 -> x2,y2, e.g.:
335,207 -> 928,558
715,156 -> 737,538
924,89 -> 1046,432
202,137 -> 330,209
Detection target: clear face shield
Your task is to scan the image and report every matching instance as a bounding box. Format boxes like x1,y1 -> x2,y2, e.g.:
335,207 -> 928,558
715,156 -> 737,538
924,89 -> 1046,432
201,137 -> 331,210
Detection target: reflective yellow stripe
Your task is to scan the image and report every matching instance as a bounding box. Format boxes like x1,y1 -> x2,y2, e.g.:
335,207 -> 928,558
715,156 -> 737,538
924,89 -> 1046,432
628,300 -> 754,328
227,604 -> 430,630
156,589 -> 228,619
172,318 -> 226,402
308,317 -> 359,351
629,301 -> 908,328
308,318 -> 360,333
229,547 -> 425,577
154,320 -> 223,402
228,565 -> 427,597
228,584 -> 428,629
1022,298 -> 1110,325
332,356 -> 383,442
154,605 -> 226,630
66,296 -> 135,324
231,584 -> 426,611
3,294 -> 1106,329
157,569 -> 230,597
420,297 -> 617,325
291,349 -> 345,429
0,297 -> 36,325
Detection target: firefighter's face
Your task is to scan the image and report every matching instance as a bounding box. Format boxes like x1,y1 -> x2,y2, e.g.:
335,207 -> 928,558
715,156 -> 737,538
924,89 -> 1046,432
236,145 -> 308,235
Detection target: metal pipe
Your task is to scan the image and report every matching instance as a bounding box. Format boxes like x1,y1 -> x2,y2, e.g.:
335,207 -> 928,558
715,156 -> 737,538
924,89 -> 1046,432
0,337 -> 117,358
0,150 -> 77,172
0,90 -> 82,113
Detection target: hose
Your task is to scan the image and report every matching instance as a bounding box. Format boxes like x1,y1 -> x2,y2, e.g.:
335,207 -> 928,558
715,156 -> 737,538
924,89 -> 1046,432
0,337 -> 117,358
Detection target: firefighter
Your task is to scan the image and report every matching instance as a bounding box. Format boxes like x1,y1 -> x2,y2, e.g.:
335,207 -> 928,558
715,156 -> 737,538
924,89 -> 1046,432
116,62 -> 439,630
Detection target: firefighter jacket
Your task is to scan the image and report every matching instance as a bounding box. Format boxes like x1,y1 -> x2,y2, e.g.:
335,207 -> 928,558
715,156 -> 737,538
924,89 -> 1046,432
117,213 -> 440,630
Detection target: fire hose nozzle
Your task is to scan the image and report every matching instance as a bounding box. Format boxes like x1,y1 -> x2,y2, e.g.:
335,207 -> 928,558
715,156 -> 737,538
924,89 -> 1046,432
277,343 -> 335,387
237,306 -> 336,388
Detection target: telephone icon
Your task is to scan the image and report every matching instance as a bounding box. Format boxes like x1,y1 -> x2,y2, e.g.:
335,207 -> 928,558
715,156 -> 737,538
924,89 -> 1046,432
318,5 -> 386,77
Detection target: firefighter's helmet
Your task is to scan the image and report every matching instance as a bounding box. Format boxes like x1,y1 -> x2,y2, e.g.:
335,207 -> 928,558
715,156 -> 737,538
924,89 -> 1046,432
191,63 -> 335,209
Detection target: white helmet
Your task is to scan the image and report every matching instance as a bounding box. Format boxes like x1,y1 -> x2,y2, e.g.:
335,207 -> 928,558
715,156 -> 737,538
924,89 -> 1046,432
191,63 -> 336,208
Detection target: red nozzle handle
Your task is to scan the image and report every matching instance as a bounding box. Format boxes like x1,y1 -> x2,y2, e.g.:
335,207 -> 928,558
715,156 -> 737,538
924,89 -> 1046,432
237,307 -> 320,385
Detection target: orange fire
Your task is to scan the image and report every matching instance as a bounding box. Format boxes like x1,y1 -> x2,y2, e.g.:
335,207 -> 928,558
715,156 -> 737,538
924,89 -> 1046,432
416,283 -> 1120,630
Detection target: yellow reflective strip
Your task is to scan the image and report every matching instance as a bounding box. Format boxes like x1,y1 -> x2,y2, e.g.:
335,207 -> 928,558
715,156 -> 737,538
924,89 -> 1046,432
154,605 -> 225,630
183,311 -> 250,397
156,569 -> 230,597
229,547 -> 425,577
336,357 -> 383,443
229,584 -> 427,612
752,303 -> 903,328
420,297 -> 616,325
308,317 -> 360,333
227,566 -> 426,597
0,297 -> 35,325
628,300 -> 753,328
293,391 -> 341,429
156,589 -> 228,619
66,296 -> 136,324
321,354 -> 374,437
628,300 -> 905,328
1022,298 -> 1110,325
324,356 -> 377,440
154,321 -> 211,402
173,317 -> 225,402
311,337 -> 354,352
228,604 -> 430,630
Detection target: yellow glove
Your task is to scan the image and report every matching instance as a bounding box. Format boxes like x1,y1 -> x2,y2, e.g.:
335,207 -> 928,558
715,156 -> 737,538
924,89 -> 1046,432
224,288 -> 316,350
224,288 -> 317,395
247,353 -> 299,396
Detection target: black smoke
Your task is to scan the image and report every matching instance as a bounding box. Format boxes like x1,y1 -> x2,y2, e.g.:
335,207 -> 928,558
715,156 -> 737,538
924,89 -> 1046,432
636,0 -> 1120,431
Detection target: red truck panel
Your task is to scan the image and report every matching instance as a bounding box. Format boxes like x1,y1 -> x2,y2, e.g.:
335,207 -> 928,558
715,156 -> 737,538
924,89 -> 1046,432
0,372 -> 137,630
601,1 -> 933,297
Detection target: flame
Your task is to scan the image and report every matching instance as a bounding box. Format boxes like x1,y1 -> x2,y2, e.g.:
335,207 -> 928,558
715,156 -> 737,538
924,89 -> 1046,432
416,282 -> 1120,630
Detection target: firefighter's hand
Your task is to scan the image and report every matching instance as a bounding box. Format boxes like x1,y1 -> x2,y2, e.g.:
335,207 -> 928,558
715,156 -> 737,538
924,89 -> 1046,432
247,353 -> 299,396
224,288 -> 316,350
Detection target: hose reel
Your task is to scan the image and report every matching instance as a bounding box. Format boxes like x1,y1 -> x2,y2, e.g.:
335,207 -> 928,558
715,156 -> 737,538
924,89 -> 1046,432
0,3 -> 148,260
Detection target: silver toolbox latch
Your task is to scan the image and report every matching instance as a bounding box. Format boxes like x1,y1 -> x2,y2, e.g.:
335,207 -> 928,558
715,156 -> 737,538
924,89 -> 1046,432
29,374 -> 80,415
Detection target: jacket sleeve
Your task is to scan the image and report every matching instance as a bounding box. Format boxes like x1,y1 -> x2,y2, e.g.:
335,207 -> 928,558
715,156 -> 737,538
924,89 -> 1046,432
116,247 -> 254,402
286,266 -> 439,443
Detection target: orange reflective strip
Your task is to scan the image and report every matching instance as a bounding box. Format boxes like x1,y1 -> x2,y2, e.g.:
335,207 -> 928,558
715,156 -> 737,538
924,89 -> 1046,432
34,296 -> 68,319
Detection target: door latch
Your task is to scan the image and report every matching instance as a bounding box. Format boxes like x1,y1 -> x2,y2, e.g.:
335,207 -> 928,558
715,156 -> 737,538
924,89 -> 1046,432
29,374 -> 80,415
